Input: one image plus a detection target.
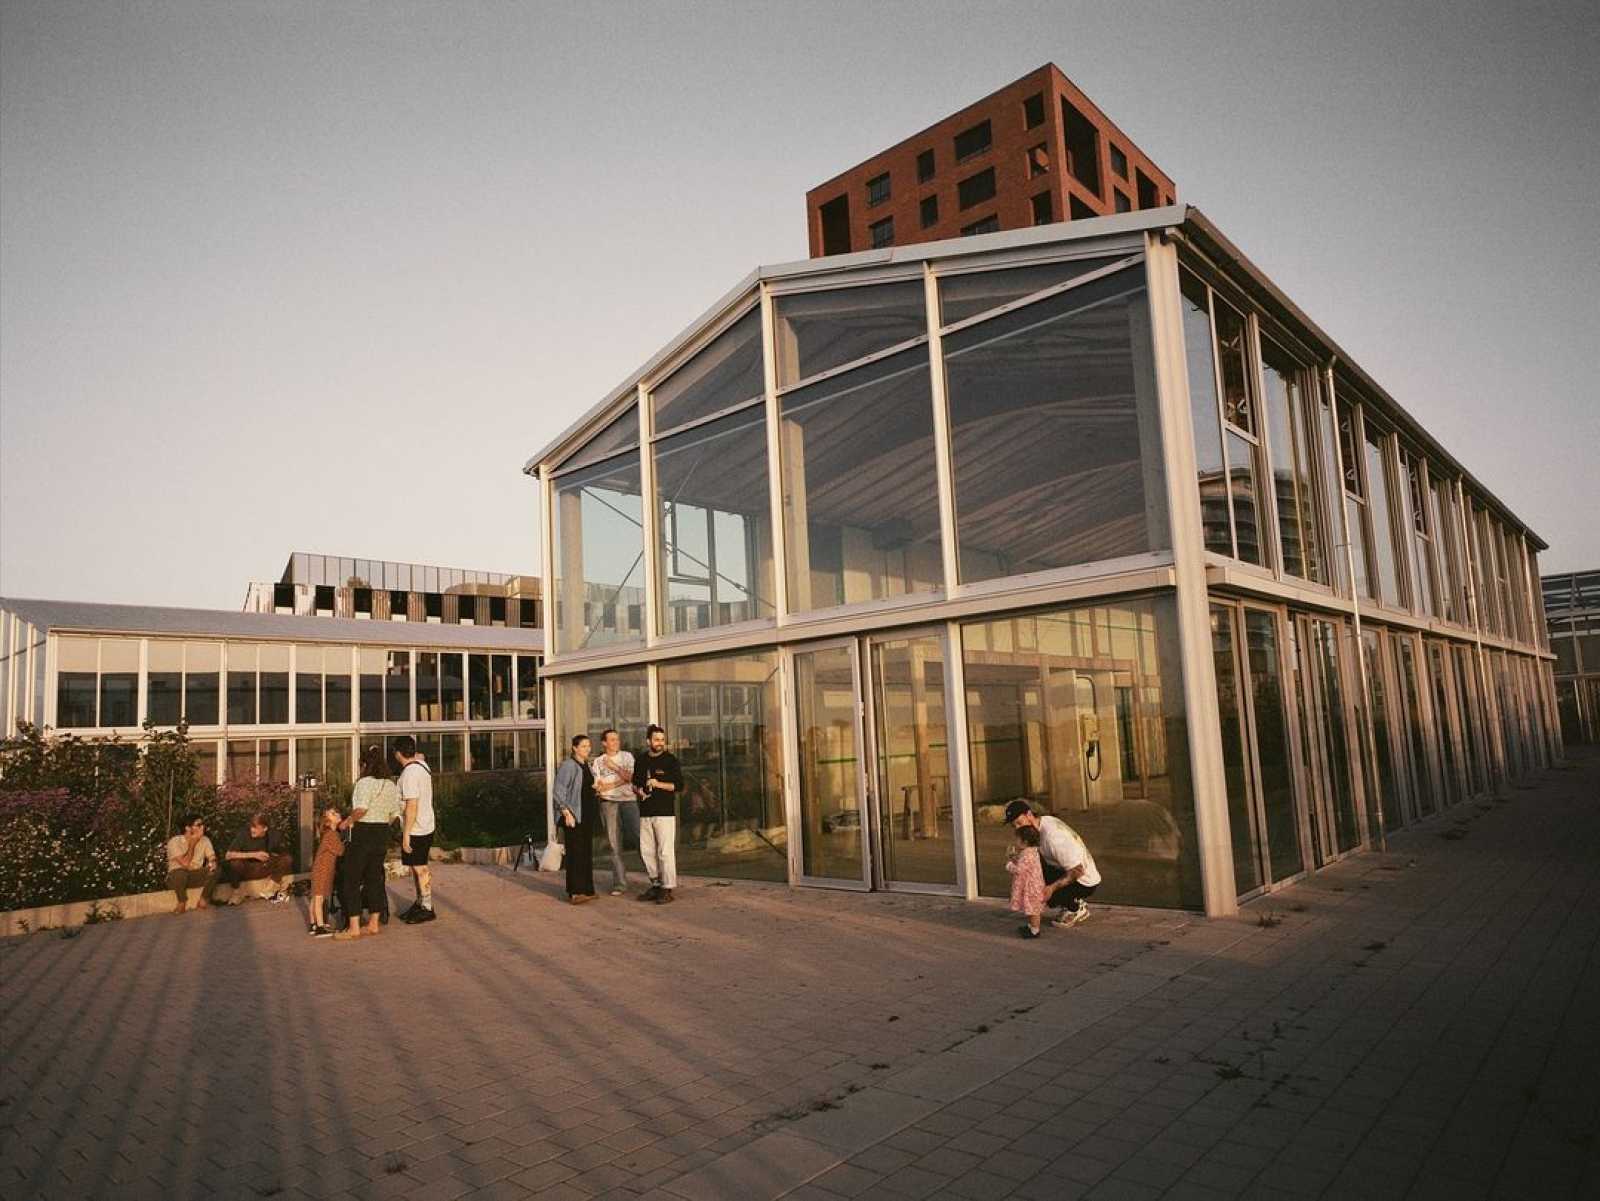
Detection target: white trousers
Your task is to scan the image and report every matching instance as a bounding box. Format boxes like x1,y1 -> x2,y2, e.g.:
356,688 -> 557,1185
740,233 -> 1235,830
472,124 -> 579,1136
639,815 -> 678,889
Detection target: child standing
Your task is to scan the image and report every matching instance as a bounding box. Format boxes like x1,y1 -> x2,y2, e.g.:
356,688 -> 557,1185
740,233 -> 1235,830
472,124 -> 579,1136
308,806 -> 344,938
1007,824 -> 1046,939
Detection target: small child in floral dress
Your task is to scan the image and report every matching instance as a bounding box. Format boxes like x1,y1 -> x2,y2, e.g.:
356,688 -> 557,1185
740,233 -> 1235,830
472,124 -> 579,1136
1007,824 -> 1046,939
308,806 -> 344,938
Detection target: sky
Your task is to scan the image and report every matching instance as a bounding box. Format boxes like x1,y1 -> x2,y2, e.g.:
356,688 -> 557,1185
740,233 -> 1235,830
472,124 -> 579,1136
2,0 -> 1597,610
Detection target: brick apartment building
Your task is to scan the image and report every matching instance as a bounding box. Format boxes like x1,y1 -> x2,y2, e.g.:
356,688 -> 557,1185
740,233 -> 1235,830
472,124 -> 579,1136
806,63 -> 1176,257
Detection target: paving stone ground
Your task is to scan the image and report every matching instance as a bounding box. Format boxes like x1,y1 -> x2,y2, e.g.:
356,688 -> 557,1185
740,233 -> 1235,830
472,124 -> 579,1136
3,749 -> 1598,1201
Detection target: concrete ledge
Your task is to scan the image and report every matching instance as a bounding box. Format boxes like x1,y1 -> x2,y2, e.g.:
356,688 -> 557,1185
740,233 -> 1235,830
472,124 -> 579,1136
2,873 -> 311,937
457,844 -> 523,866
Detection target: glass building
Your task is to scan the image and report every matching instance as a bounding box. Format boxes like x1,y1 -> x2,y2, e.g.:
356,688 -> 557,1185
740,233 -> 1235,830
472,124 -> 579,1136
0,598 -> 546,789
529,206 -> 1558,916
1544,570 -> 1600,745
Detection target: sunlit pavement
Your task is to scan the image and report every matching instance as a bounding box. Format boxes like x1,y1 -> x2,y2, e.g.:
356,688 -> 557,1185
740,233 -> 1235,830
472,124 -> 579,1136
3,750 -> 1597,1201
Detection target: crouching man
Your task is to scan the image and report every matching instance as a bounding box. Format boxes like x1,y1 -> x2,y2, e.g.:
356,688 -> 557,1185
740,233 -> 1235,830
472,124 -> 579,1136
1004,800 -> 1100,927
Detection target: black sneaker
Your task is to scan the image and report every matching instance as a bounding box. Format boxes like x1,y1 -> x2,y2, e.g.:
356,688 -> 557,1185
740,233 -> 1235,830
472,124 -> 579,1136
405,906 -> 437,924
379,909 -> 390,925
1018,925 -> 1041,939
396,903 -> 417,922
312,925 -> 334,939
636,886 -> 660,903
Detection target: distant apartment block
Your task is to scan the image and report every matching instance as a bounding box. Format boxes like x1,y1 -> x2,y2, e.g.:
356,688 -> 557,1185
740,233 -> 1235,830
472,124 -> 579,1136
806,63 -> 1176,257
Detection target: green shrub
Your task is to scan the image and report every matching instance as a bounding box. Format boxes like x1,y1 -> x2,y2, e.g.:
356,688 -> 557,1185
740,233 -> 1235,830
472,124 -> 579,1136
432,770 -> 546,849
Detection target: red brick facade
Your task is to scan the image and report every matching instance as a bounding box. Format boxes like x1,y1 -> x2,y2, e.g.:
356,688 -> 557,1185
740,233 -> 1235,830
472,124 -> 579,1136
805,64 -> 1177,258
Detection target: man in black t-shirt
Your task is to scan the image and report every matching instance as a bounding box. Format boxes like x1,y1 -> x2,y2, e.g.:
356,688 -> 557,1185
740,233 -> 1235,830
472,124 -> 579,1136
223,812 -> 294,902
634,724 -> 683,904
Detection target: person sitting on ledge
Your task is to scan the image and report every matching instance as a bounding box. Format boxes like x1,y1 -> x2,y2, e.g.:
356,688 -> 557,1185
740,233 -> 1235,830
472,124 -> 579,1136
165,814 -> 218,913
224,811 -> 295,903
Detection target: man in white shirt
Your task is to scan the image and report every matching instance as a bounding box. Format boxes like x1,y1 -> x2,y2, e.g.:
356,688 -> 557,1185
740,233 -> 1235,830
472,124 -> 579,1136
393,736 -> 437,924
1005,800 -> 1101,927
164,814 -> 218,913
592,727 -> 638,896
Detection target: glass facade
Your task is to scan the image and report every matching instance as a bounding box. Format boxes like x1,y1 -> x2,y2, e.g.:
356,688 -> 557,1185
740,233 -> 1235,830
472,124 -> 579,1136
526,221 -> 1555,914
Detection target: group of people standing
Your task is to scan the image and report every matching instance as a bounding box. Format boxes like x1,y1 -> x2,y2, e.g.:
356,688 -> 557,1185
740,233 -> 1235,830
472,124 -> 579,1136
551,724 -> 682,906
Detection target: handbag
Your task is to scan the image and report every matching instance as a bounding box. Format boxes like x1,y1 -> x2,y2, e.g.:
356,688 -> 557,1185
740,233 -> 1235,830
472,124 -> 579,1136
538,838 -> 565,872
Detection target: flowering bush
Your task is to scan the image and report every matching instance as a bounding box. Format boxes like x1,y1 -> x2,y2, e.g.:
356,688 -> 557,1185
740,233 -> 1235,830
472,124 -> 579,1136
0,722 -> 305,911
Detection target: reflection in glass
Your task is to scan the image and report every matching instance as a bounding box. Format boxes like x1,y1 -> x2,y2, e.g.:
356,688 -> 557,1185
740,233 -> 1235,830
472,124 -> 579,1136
417,652 -> 440,721
553,452 -> 645,653
260,738 -> 290,784
468,653 -> 490,721
962,596 -> 1202,909
441,653 -> 464,721
1210,606 -> 1261,895
1261,340 -> 1324,582
469,730 -> 491,771
1452,645 -> 1487,794
491,654 -> 513,719
776,280 -> 927,387
1245,611 -> 1302,882
1312,621 -> 1359,853
56,637 -> 97,728
554,668 -> 649,758
227,644 -> 257,725
95,640 -> 137,727
1362,630 -> 1402,831
871,634 -> 957,887
945,267 -> 1167,582
654,407 -> 774,633
259,645 -> 289,724
385,651 -> 410,722
516,655 -> 541,719
1224,431 -> 1264,567
653,308 -> 764,432
795,645 -> 864,881
780,346 -> 942,610
1427,642 -> 1463,804
1181,272 -> 1232,557
659,650 -> 786,882
325,650 -> 351,723
226,740 -> 256,783
1364,429 -> 1401,607
1394,637 -> 1435,816
295,646 -> 323,724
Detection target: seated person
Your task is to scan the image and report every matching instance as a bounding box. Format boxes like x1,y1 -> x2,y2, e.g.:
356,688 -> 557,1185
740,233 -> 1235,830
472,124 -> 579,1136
165,814 -> 218,913
224,811 -> 295,902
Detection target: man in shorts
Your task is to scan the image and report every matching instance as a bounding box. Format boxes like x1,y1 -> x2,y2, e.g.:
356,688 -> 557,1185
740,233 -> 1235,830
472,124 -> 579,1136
393,736 -> 437,924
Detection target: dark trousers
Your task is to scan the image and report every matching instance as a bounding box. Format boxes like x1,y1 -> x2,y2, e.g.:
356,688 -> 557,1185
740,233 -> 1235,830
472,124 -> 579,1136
564,807 -> 595,898
341,823 -> 390,925
166,867 -> 217,905
228,852 -> 294,884
1042,863 -> 1097,912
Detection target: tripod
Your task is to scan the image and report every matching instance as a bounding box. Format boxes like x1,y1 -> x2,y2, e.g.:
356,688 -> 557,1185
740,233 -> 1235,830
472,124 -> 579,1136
512,832 -> 539,872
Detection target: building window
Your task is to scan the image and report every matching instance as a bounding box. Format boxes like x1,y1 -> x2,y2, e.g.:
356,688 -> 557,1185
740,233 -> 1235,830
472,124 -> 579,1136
1022,145 -> 1048,179
468,653 -> 491,720
953,119 -> 991,162
920,194 -> 938,228
1260,337 -> 1327,584
866,172 -> 890,207
960,214 -> 999,236
957,168 -> 995,211
916,148 -> 935,182
1136,169 -> 1159,209
819,193 -> 850,256
869,216 -> 894,248
1030,191 -> 1052,225
272,582 -> 295,613
942,263 -> 1167,582
353,588 -> 372,618
962,596 -> 1203,909
1114,190 -> 1131,213
516,655 -> 542,719
1109,144 -> 1128,179
551,405 -> 645,655
1060,98 -> 1102,197
388,590 -> 409,620
313,585 -> 335,615
518,598 -> 539,628
489,595 -> 507,626
55,636 -> 99,729
1022,91 -> 1045,128
1069,194 -> 1095,220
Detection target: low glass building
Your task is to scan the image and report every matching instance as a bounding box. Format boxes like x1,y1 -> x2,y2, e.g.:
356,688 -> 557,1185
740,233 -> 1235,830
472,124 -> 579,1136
0,599 -> 546,789
1544,570 -> 1600,744
526,207 -> 1559,915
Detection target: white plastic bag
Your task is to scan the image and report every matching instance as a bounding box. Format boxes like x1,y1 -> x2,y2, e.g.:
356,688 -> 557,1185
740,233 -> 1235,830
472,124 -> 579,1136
537,840 -> 564,872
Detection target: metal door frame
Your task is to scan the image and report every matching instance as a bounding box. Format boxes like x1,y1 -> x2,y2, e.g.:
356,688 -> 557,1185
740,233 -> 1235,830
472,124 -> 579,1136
785,637 -> 873,891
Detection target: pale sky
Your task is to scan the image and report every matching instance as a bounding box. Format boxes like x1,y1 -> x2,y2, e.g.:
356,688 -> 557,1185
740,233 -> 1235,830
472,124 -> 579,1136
3,0 -> 1597,609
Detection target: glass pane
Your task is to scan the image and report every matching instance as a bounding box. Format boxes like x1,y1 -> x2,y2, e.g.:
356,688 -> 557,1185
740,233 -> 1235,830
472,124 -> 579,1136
555,668 -> 649,760
1182,273 -> 1232,557
359,647 -> 385,720
441,654 -> 464,721
491,654 -> 513,719
940,258 -> 1120,327
1395,637 -> 1436,817
653,307 -> 764,432
553,453 -> 645,653
258,644 -> 289,724
192,741 -> 218,785
226,740 -> 257,783
1364,429 -> 1401,607
1316,397 -> 1349,592
227,644 -> 257,725
147,670 -> 183,726
945,266 -> 1167,583
439,732 -> 463,774
516,655 -> 542,719
295,738 -> 325,783
385,651 -> 410,722
1244,611 -> 1302,883
57,671 -> 98,728
295,645 -> 322,724
469,730 -> 491,771
780,346 -> 942,610
468,653 -> 491,721
417,651 -> 440,721
185,642 -> 221,726
775,281 -> 927,387
325,651 -> 351,723
872,634 -> 956,886
1224,431 -> 1264,567
1363,630 -> 1402,830
659,650 -> 786,883
1210,606 -> 1261,896
1261,340 -> 1323,581
962,596 -> 1203,909
795,645 -> 864,880
655,407 -> 775,634
260,738 -> 290,784
1212,295 -> 1252,433
1313,621 -> 1359,852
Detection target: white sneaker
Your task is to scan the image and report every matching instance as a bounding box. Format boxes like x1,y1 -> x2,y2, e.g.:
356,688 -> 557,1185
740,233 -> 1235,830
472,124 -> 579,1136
1051,904 -> 1091,928
268,891 -> 289,904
